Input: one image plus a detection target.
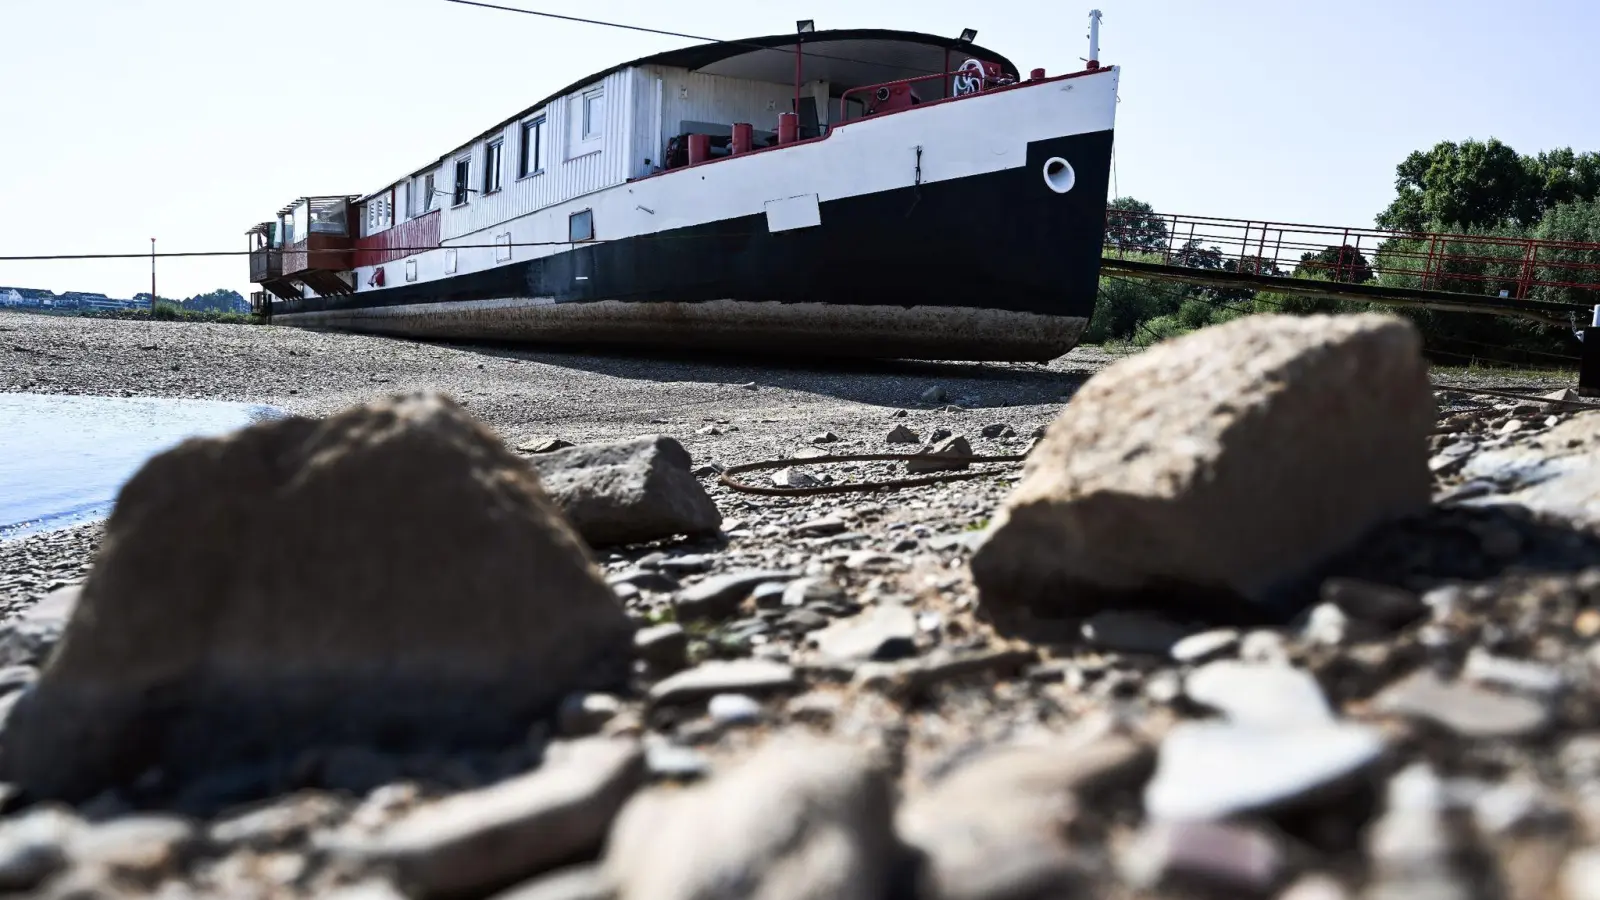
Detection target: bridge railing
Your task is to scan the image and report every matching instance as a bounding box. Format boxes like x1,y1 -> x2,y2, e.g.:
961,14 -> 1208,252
1104,210 -> 1600,306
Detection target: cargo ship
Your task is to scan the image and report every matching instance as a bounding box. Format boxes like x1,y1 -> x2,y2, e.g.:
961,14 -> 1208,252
246,13 -> 1118,361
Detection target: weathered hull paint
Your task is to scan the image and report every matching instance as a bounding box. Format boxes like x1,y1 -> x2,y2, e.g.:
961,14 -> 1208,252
274,298 -> 1089,362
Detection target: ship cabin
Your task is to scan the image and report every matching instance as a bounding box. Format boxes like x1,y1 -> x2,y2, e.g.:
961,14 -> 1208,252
246,28 -> 1040,309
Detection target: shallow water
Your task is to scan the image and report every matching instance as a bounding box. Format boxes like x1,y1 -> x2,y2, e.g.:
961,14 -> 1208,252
0,394 -> 284,540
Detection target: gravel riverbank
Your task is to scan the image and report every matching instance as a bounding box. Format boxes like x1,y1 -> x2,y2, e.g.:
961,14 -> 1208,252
4,309 -> 1600,899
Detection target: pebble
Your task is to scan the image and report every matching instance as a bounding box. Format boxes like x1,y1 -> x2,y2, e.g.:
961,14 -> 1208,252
796,516 -> 848,537
559,693 -> 624,737
634,624 -> 688,672
1120,820 -> 1283,895
656,554 -> 712,575
782,577 -> 845,608
1081,611 -> 1192,656
1376,669 -> 1551,739
1561,848 -> 1600,900
0,808 -> 77,892
675,569 -> 799,621
980,424 -> 1015,439
809,432 -> 839,445
648,660 -> 799,706
1320,578 -> 1427,629
1144,721 -> 1387,821
1184,661 -> 1333,726
886,425 -> 920,444
706,693 -> 764,726
812,604 -> 918,663
772,467 -> 821,488
750,581 -> 789,609
644,740 -> 711,781
1170,629 -> 1240,664
1462,647 -> 1566,697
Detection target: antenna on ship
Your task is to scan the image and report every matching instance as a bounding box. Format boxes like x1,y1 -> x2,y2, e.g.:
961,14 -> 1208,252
1086,9 -> 1102,70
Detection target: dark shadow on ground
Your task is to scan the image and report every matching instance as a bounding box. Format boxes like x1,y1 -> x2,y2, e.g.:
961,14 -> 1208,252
424,337 -> 1104,410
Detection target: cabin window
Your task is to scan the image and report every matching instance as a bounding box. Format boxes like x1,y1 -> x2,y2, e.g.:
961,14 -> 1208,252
519,117 -> 545,177
581,88 -> 604,140
452,158 -> 471,206
484,139 -> 504,195
569,209 -> 594,242
414,173 -> 436,215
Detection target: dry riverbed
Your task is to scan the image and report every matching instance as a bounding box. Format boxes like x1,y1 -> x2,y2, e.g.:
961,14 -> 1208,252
3,309 -> 1600,900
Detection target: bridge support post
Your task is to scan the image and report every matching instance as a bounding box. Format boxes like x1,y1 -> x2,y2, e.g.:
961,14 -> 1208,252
1582,326 -> 1600,399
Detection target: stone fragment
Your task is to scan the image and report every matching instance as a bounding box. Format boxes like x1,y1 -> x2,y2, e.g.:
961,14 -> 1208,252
517,437 -> 575,454
1145,721 -> 1386,821
67,815 -> 196,879
972,314 -> 1433,617
644,740 -> 709,781
980,424 -> 1013,439
772,467 -> 821,489
527,436 -> 721,547
809,432 -> 839,445
706,693 -> 763,726
1,394 -> 635,806
559,693 -> 625,737
1363,764 -> 1491,900
886,425 -> 921,444
796,516 -> 848,537
648,660 -> 799,706
921,386 -> 948,404
675,570 -> 798,621
898,734 -> 1148,900
1319,578 -> 1427,630
0,807 -> 78,893
608,569 -> 678,593
1462,648 -> 1565,697
207,793 -> 346,850
0,584 -> 78,668
633,624 -> 688,672
1170,629 -> 1240,664
1119,820 -> 1282,895
1457,412 -> 1600,525
488,864 -> 614,900
1561,849 -> 1600,900
782,578 -> 846,608
812,604 -> 918,663
1184,661 -> 1333,726
605,737 -> 896,900
907,436 -> 974,473
1081,611 -> 1192,656
344,738 -> 643,900
1375,669 -> 1550,739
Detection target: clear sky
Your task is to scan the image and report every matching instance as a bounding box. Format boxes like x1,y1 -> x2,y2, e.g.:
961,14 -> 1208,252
2,0 -> 1596,301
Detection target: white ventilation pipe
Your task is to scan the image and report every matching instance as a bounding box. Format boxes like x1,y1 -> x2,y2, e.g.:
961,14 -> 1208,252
1087,10 -> 1102,69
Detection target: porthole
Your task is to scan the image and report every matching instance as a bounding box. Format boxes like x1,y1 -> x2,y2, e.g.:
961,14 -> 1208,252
1043,157 -> 1076,194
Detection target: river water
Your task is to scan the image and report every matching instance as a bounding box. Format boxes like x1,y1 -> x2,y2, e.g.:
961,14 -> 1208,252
0,394 -> 284,540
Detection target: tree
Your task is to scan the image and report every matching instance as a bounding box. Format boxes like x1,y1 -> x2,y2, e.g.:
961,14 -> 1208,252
183,289 -> 247,313
1376,139 -> 1600,233
1105,196 -> 1169,254
1295,245 -> 1374,283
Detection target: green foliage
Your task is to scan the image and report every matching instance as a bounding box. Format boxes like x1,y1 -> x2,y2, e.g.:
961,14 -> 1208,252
1377,138 -> 1600,233
1106,196 -> 1170,254
1295,245 -> 1374,283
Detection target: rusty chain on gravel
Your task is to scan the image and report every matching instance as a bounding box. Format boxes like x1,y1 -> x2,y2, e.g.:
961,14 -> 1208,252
719,452 -> 1029,496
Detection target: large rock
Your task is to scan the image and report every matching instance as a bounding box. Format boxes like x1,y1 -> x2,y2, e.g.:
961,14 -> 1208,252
972,314 -> 1433,616
1,394 -> 635,805
604,737 -> 897,900
528,436 -> 721,547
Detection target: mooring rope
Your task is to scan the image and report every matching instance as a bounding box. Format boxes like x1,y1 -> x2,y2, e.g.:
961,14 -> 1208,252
718,452 -> 1029,496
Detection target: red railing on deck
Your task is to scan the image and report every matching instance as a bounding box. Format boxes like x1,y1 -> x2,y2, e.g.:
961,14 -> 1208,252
1106,209 -> 1600,305
353,210 -> 441,269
